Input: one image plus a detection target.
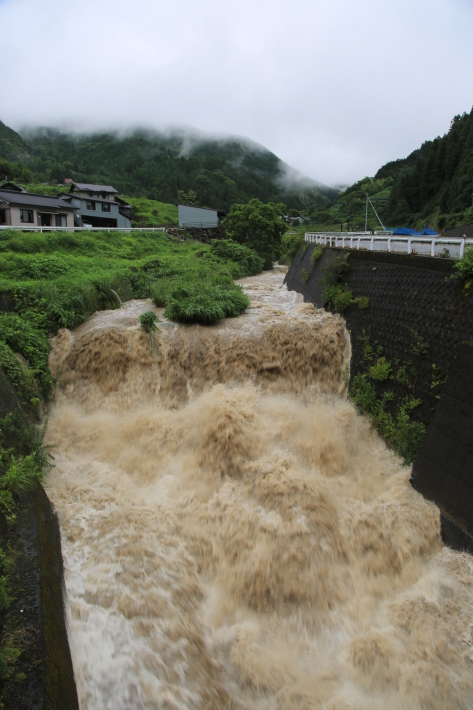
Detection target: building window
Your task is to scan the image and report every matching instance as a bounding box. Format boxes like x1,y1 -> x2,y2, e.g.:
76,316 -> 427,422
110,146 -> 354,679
20,209 -> 34,223
0,210 -> 6,225
102,202 -> 111,212
86,201 -> 96,211
55,214 -> 66,227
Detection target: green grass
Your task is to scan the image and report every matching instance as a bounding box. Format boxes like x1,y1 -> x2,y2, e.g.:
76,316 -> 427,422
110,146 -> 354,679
209,239 -> 264,278
125,196 -> 178,227
139,311 -> 159,333
163,281 -> 249,324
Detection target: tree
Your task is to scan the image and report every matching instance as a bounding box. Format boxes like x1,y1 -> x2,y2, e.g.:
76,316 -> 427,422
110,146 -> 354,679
177,188 -> 198,205
222,199 -> 287,269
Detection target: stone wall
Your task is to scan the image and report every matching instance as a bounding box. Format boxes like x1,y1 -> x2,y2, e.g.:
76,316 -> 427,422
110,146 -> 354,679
285,243 -> 473,551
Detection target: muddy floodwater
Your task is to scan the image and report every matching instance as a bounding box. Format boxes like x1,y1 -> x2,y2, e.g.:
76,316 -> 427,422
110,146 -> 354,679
45,267 -> 473,709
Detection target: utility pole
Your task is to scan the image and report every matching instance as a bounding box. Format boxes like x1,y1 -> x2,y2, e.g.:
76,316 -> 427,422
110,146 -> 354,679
365,193 -> 369,232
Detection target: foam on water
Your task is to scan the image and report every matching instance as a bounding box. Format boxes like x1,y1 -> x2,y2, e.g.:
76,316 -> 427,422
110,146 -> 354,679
45,268 -> 473,709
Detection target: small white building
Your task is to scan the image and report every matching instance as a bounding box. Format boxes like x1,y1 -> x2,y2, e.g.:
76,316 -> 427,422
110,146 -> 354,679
178,204 -> 225,229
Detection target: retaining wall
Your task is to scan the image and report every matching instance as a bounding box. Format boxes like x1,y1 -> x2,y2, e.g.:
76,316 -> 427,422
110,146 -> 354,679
0,367 -> 78,707
285,243 -> 473,551
1,479 -> 78,709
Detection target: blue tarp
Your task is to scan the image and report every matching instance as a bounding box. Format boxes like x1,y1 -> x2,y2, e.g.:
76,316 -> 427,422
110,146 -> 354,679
391,227 -> 438,236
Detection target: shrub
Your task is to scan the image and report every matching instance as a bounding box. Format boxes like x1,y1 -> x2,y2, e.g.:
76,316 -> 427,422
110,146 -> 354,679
369,357 -> 392,382
324,284 -> 352,313
0,314 -> 52,395
164,282 -> 250,325
350,374 -> 425,464
1,454 -> 42,494
453,246 -> 473,284
139,311 -> 159,333
409,329 -> 429,357
151,281 -> 168,307
301,268 -> 310,283
210,239 -> 264,277
354,296 -> 370,310
320,254 -> 349,290
279,233 -> 308,265
310,245 -> 324,268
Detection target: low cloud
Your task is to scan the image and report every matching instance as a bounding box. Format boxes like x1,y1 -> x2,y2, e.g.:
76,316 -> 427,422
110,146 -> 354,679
1,0 -> 473,186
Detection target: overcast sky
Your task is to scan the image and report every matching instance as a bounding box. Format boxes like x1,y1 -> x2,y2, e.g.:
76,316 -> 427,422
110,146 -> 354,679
1,0 -> 472,186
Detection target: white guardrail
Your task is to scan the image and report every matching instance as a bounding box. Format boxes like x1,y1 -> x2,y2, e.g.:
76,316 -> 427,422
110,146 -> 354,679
0,226 -> 168,233
305,232 -> 473,259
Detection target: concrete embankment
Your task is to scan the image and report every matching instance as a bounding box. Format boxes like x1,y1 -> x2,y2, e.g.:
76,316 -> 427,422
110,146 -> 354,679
2,483 -> 78,709
285,243 -> 473,552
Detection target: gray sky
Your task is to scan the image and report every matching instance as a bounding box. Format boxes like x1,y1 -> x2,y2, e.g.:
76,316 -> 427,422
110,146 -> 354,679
1,0 -> 472,186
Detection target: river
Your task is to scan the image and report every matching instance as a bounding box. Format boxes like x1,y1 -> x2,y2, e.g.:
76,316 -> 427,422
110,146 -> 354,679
45,267 -> 473,709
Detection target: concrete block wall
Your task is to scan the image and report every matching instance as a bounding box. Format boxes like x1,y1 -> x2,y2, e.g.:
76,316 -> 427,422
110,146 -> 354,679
285,243 -> 473,551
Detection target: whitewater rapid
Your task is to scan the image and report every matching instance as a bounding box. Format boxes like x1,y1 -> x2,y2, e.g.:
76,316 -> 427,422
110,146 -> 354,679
45,268 -> 473,709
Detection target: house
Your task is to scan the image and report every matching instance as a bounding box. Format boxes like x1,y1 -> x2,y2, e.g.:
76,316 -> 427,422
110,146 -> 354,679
0,183 -> 75,227
178,204 -> 226,229
60,182 -> 131,229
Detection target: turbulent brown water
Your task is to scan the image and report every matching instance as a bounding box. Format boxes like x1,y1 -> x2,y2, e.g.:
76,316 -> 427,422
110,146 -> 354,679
45,268 -> 473,709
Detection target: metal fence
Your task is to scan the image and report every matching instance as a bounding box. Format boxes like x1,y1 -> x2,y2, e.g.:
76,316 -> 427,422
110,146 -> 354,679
305,232 -> 473,260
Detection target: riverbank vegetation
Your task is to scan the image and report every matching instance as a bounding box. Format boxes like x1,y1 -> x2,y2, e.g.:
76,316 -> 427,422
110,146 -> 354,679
223,199 -> 288,269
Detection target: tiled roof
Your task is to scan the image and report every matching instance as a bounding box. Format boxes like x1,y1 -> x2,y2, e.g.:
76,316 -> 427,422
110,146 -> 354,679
0,191 -> 76,210
71,182 -> 118,193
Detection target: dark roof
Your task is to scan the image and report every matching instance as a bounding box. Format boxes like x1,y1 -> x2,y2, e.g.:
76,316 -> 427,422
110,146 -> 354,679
0,191 -> 76,210
445,224 -> 473,240
71,182 -> 118,194
0,182 -> 26,193
114,195 -> 131,207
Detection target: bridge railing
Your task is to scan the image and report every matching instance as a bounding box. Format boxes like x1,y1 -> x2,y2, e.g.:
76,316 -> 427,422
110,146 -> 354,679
305,232 -> 473,259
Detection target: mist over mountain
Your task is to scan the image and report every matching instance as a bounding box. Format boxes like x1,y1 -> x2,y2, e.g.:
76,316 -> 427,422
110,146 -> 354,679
0,121 -> 339,213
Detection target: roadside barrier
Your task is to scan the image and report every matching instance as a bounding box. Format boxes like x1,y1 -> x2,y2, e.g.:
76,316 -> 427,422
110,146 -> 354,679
305,232 -> 473,259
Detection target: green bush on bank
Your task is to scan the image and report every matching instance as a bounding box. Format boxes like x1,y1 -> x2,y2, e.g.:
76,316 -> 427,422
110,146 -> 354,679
351,374 -> 425,465
324,284 -> 352,313
279,232 -> 305,264
209,239 -> 264,277
453,246 -> 473,287
139,311 -> 159,333
164,281 -> 250,324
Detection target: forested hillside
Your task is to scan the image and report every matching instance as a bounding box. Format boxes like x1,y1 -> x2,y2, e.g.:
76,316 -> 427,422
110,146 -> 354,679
310,107 -> 473,232
0,122 -> 338,213
381,108 -> 473,229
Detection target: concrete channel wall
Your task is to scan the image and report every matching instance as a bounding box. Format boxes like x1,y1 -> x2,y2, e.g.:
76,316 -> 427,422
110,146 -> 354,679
285,243 -> 473,552
4,483 -> 79,709
0,367 -> 79,707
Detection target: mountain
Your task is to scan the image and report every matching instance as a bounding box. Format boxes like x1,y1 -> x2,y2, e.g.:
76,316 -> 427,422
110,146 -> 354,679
0,122 -> 339,213
309,107 -> 473,232
0,120 -> 30,162
378,108 -> 473,229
